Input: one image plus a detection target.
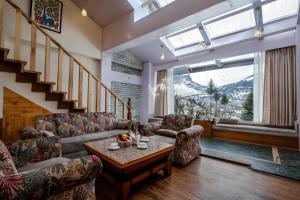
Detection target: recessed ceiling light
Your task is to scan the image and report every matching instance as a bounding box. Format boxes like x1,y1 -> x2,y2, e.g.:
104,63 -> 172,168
82,8 -> 87,17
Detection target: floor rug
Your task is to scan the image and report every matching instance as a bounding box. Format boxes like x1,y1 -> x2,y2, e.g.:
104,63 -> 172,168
200,138 -> 300,181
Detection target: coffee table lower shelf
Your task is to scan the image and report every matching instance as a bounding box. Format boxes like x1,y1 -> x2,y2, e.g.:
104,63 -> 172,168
96,155 -> 172,200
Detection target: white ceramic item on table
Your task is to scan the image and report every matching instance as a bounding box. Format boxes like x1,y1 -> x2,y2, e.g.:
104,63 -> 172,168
137,142 -> 148,149
140,137 -> 150,142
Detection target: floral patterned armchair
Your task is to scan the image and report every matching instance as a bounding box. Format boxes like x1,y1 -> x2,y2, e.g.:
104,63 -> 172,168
0,136 -> 102,200
138,114 -> 203,166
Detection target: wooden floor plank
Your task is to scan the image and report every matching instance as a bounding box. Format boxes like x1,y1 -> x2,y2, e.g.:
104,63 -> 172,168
129,157 -> 300,200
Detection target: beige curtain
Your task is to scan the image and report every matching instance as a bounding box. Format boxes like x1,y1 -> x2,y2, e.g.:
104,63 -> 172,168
262,46 -> 297,127
154,70 -> 168,117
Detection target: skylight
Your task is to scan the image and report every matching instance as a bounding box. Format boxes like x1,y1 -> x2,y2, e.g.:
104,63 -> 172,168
205,9 -> 255,39
128,0 -> 176,21
168,28 -> 203,49
262,0 -> 298,23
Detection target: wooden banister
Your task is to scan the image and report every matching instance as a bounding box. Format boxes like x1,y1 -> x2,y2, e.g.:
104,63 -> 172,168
44,36 -> 51,81
127,98 -> 132,120
68,57 -> 74,100
57,48 -> 63,91
5,0 -> 131,116
30,24 -> 36,71
14,8 -> 21,60
78,65 -> 83,107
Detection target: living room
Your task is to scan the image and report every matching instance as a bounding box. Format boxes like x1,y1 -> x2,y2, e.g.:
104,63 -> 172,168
0,0 -> 300,199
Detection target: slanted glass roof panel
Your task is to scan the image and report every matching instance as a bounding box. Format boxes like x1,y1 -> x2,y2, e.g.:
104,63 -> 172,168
205,10 -> 255,39
221,53 -> 254,63
262,0 -> 298,23
189,60 -> 216,68
168,28 -> 203,49
143,2 -> 159,14
157,0 -> 175,7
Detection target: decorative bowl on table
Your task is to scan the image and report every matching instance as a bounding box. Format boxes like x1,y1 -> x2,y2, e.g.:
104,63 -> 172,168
116,133 -> 132,147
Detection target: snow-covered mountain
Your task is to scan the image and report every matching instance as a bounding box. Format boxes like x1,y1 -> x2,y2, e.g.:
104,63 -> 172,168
173,66 -> 253,119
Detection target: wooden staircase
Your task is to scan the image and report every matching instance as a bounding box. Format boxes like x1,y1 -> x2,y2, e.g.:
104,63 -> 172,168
0,48 -> 84,112
0,0 -> 131,118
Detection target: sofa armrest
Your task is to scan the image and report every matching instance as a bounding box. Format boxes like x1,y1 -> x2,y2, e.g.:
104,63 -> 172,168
177,125 -> 203,138
0,155 -> 102,200
137,121 -> 162,136
20,126 -> 55,140
5,136 -> 62,168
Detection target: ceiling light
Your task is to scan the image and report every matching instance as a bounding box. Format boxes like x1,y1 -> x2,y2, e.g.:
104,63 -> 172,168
160,44 -> 165,61
255,27 -> 263,39
81,8 -> 87,17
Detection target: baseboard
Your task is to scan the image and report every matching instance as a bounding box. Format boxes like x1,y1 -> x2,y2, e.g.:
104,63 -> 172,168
212,129 -> 299,150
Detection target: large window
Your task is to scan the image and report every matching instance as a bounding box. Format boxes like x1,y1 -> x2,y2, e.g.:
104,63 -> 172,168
173,53 -> 263,122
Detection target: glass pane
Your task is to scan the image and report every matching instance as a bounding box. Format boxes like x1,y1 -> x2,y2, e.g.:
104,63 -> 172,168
157,0 -> 175,7
262,0 -> 298,23
205,10 -> 255,38
168,28 -> 203,49
143,2 -> 159,14
189,60 -> 216,68
221,53 -> 254,63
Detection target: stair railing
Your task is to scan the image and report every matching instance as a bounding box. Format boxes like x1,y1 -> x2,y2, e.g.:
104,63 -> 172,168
5,0 -> 131,120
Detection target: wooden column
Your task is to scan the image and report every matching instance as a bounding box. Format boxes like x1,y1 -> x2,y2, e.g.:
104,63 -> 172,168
30,24 -> 37,71
68,57 -> 74,100
44,36 -> 51,81
14,9 -> 22,60
127,98 -> 132,120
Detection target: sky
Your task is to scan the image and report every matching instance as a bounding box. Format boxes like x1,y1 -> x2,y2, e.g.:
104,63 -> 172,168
190,65 -> 254,87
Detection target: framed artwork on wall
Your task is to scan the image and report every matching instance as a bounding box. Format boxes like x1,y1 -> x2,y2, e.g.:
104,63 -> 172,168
30,0 -> 63,33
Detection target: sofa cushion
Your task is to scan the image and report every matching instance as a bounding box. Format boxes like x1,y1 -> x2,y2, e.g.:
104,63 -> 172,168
95,112 -> 116,131
156,129 -> 178,138
0,140 -> 18,176
61,129 -> 126,155
150,135 -> 176,145
35,115 -> 56,133
116,120 -> 131,130
21,126 -> 42,139
161,114 -> 192,131
17,157 -> 70,173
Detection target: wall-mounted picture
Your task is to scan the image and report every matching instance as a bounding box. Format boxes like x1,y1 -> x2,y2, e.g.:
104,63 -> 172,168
30,0 -> 63,33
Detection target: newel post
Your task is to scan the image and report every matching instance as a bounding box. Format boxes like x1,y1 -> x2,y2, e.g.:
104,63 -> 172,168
127,98 -> 132,120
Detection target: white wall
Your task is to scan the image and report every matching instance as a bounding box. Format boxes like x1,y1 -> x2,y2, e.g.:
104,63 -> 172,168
140,62 -> 155,123
1,0 -> 102,116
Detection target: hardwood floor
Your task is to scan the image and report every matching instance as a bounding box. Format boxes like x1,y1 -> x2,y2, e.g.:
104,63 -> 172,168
129,157 -> 300,200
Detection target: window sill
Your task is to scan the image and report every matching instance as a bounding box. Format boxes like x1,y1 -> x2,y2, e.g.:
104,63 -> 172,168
213,123 -> 297,137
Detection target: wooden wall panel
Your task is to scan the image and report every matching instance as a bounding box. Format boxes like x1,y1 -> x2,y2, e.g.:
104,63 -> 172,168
193,120 -> 213,138
213,129 -> 299,150
2,87 -> 51,141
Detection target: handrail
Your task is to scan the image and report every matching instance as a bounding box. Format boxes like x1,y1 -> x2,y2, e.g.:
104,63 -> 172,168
5,0 -> 131,118
6,0 -> 127,107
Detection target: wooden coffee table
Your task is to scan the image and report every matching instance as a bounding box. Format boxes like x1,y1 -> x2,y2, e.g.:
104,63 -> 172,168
84,137 -> 175,200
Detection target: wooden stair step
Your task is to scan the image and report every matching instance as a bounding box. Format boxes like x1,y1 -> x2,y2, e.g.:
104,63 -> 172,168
70,107 -> 86,113
31,81 -> 56,93
16,70 -> 42,83
57,100 -> 78,109
45,91 -> 67,101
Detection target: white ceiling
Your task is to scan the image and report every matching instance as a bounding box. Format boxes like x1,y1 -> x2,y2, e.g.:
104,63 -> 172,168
129,39 -> 177,66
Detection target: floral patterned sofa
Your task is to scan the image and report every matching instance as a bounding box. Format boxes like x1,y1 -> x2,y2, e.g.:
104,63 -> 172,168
22,112 -> 137,159
0,136 -> 102,200
138,114 -> 203,166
